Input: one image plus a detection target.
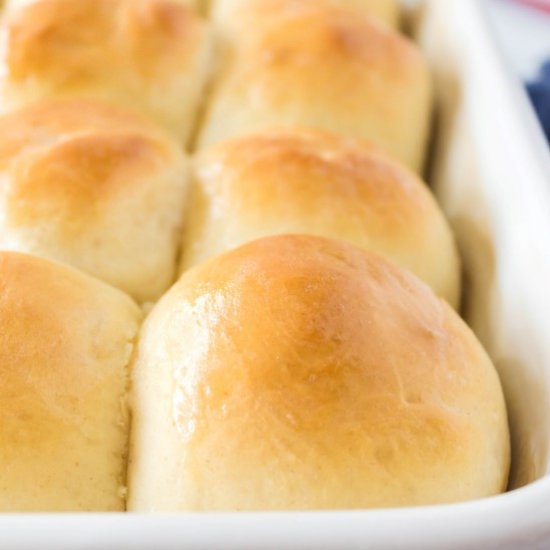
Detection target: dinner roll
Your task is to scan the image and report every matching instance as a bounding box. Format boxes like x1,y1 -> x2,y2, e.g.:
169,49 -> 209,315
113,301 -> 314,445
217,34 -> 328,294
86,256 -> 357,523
0,252 -> 141,512
128,235 -> 510,511
0,99 -> 188,303
5,0 -> 203,9
211,0 -> 400,31
0,0 -> 212,145
197,5 -> 431,171
182,128 -> 460,307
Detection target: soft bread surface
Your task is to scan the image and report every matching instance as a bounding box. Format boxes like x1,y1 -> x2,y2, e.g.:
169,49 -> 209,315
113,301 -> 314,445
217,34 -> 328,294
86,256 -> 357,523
129,235 -> 510,511
211,0 -> 400,29
0,0 -> 211,144
182,128 -> 460,307
6,0 -> 202,9
0,252 -> 142,511
197,5 -> 431,171
0,99 -> 188,303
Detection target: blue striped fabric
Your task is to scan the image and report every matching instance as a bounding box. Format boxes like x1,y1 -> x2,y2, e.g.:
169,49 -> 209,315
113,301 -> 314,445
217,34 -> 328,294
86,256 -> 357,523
527,59 -> 550,143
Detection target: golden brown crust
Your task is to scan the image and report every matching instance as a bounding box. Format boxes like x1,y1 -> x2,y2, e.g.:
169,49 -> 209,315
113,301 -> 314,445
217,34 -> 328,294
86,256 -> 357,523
182,128 -> 460,307
129,235 -> 510,511
0,0 -> 212,143
211,0 -> 401,30
198,5 -> 431,171
0,99 -> 189,303
5,0 -> 203,9
0,252 -> 142,511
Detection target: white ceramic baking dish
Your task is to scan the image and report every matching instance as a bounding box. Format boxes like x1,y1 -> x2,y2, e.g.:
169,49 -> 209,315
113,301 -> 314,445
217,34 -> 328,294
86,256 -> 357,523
2,0 -> 550,547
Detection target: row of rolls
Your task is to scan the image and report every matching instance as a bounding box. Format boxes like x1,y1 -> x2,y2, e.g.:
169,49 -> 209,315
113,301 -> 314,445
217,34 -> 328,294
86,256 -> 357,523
0,0 -> 510,512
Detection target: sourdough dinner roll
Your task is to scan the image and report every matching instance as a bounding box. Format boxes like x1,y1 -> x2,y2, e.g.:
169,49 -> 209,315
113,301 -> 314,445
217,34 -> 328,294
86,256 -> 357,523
0,0 -> 211,144
182,128 -> 460,307
128,235 -> 510,511
0,252 -> 141,511
0,99 -> 188,303
197,5 -> 431,171
211,0 -> 400,30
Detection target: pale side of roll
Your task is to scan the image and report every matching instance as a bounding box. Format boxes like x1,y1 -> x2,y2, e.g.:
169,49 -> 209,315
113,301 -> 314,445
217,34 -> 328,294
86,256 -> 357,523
0,0 -> 212,145
197,5 -> 431,172
128,235 -> 510,512
0,99 -> 189,303
182,128 -> 460,308
211,0 -> 400,30
0,252 -> 142,511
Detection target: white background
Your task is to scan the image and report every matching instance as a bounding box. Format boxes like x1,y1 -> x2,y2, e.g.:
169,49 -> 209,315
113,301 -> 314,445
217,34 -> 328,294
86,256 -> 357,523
487,0 -> 550,80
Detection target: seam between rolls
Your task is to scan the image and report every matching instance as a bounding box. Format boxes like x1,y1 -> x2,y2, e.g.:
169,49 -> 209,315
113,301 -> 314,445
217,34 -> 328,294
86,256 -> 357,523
119,318 -> 143,512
